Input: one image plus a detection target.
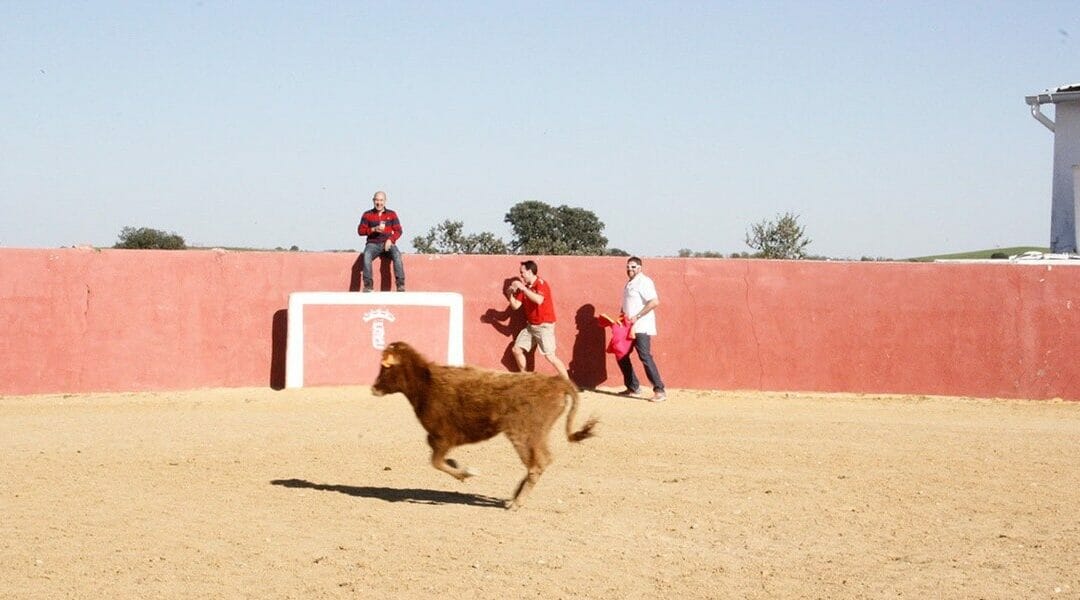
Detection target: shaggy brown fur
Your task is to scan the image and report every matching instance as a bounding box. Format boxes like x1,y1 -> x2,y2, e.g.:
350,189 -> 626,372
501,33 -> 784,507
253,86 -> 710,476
371,341 -> 598,509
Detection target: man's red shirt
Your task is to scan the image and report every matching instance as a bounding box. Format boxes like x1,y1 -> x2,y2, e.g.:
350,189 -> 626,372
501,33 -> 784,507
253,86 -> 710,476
515,277 -> 557,324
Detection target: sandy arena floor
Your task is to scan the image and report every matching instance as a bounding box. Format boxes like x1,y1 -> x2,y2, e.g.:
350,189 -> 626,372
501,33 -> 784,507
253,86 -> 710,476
1,387 -> 1077,599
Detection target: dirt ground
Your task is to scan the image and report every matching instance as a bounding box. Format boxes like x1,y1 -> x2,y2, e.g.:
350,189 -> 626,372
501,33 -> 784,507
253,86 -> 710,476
2,386 -> 1077,599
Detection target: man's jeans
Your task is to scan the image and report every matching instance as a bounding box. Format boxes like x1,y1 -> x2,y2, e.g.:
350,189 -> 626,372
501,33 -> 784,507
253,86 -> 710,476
617,333 -> 665,392
362,243 -> 405,290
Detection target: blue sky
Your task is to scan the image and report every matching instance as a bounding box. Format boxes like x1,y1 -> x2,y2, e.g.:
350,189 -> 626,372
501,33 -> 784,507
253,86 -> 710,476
2,1 -> 1077,258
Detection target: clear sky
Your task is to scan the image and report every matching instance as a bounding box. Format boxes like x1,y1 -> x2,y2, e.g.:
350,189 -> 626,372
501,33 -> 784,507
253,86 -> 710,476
2,1 -> 1077,259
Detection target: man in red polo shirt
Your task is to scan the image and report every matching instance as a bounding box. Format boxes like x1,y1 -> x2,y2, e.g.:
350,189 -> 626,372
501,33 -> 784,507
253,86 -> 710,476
507,260 -> 571,382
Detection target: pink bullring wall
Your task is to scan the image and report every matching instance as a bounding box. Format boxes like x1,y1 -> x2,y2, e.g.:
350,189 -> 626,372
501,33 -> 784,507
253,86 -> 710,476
2,247 -> 1078,400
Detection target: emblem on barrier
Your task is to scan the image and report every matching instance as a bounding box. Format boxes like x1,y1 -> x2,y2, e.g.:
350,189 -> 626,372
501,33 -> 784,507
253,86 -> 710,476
362,308 -> 397,350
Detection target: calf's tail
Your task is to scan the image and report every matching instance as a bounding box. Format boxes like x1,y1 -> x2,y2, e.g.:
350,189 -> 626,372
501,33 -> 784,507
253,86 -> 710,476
564,383 -> 598,442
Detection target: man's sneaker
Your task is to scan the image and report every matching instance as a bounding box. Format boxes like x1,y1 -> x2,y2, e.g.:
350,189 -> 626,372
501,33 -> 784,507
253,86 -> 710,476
617,388 -> 642,397
396,285 -> 406,292
362,287 -> 373,293
649,391 -> 667,403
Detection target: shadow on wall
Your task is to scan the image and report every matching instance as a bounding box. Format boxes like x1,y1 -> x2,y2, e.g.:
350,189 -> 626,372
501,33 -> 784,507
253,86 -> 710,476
349,255 -> 363,292
480,278 -> 532,373
270,309 -> 288,390
349,253 -> 398,292
568,304 -> 606,389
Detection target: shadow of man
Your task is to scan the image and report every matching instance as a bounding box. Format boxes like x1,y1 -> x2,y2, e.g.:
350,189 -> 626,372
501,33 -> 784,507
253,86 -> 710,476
349,255 -> 364,292
480,277 -> 532,372
567,304 -> 607,390
270,309 -> 288,389
349,253 -> 398,292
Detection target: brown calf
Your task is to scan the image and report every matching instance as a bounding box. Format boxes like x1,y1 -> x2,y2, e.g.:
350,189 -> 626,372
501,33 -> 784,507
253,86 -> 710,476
371,341 -> 597,509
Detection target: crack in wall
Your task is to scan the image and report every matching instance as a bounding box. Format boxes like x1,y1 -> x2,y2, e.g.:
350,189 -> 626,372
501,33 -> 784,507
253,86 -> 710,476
742,261 -> 764,387
80,283 -> 91,386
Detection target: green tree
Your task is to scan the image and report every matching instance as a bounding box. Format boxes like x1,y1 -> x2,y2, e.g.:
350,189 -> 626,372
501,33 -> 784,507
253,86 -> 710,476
745,212 -> 811,259
504,200 -> 608,255
113,226 -> 187,250
678,248 -> 726,258
412,220 -> 509,254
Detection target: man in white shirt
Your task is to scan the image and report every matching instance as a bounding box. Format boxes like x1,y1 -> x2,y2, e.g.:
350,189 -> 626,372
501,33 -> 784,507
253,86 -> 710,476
618,256 -> 667,402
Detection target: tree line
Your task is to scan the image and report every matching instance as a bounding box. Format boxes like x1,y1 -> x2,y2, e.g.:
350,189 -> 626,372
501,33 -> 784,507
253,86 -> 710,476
114,202 -> 813,259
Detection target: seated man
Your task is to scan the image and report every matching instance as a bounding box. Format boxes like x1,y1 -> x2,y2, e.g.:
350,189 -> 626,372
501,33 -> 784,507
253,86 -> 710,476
357,190 -> 405,292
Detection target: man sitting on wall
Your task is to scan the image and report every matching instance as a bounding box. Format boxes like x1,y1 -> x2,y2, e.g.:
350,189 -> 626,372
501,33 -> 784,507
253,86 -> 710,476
357,190 -> 405,292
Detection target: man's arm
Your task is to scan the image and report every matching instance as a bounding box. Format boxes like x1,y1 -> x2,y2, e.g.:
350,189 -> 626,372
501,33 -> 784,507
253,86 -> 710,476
507,279 -> 523,310
387,211 -> 403,243
375,211 -> 401,250
357,212 -> 373,237
628,297 -> 659,324
518,286 -> 544,305
523,280 -> 548,305
507,279 -> 544,309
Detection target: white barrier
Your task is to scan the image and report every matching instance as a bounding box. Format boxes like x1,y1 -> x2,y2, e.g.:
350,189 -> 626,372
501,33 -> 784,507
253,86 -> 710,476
285,291 -> 464,389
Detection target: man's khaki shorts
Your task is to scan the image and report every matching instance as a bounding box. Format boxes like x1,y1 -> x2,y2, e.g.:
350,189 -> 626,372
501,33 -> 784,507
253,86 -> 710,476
514,323 -> 557,355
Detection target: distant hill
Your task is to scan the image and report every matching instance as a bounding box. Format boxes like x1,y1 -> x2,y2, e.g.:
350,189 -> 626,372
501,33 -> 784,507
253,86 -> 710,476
909,246 -> 1050,262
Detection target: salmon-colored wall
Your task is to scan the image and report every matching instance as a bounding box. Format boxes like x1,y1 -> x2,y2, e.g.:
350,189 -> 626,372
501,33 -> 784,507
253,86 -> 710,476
2,247 -> 1078,400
